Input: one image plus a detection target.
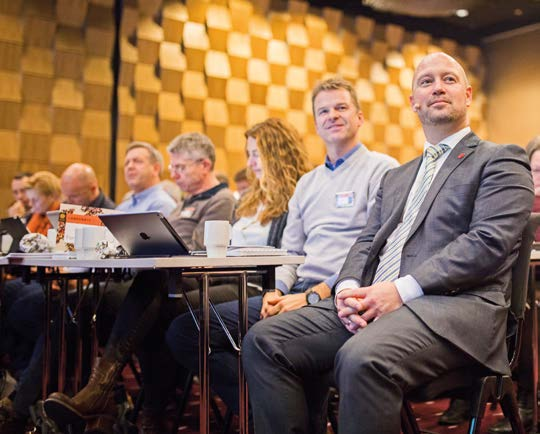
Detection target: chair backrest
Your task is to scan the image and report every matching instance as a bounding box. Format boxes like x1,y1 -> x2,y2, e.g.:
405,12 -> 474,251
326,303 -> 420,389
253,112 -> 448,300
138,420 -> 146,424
510,212 -> 540,321
507,212 -> 540,369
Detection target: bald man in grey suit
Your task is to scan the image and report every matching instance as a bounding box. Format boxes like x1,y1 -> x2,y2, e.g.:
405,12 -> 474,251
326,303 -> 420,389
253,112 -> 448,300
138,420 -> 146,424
242,52 -> 535,434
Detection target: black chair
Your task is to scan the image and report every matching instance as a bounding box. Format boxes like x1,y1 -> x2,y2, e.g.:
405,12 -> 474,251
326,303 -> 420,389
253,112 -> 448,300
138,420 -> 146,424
401,213 -> 540,434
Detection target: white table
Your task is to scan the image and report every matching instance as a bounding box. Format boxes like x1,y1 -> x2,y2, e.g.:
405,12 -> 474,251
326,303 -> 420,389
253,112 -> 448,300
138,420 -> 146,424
7,254 -> 304,434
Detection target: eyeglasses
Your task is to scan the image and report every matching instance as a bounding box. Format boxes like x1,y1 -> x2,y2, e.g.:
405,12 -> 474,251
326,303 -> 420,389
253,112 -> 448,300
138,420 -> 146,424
168,158 -> 203,173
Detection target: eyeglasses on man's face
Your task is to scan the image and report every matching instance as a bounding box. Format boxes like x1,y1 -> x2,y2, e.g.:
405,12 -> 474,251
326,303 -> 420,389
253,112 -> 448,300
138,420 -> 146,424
168,158 -> 204,173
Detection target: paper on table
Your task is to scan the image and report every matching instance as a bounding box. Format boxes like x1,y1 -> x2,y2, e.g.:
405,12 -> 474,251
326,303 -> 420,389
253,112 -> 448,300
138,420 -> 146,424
57,204 -> 119,252
225,245 -> 289,257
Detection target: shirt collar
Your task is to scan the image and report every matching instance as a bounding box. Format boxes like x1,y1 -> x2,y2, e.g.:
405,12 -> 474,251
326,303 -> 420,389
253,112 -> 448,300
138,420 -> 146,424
131,184 -> 162,205
183,183 -> 227,206
423,126 -> 471,153
325,144 -> 361,171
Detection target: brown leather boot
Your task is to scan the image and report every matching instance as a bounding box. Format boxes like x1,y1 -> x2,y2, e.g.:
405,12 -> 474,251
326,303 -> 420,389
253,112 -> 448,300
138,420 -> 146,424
43,357 -> 122,431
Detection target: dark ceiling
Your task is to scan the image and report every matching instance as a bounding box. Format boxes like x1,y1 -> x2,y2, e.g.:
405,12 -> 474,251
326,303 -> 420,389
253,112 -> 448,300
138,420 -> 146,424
305,0 -> 540,44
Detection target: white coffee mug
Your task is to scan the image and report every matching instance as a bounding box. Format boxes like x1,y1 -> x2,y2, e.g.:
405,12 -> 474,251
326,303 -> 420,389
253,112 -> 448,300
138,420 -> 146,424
1,234 -> 13,254
74,226 -> 106,259
47,228 -> 57,251
204,220 -> 231,258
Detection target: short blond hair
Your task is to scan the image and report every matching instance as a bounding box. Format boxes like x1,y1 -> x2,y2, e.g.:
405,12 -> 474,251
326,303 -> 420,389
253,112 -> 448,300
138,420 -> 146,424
311,76 -> 360,116
28,171 -> 61,199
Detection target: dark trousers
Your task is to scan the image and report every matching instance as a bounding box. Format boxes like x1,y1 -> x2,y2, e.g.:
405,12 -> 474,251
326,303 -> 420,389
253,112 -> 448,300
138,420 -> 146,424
166,295 -> 263,414
1,279 -> 43,377
4,279 -> 95,416
242,298 -> 479,434
104,270 -> 261,411
165,280 -> 316,414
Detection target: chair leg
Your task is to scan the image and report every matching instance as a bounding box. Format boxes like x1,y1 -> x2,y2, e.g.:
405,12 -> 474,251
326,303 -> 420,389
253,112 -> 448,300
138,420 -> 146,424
468,377 -> 496,434
401,400 -> 421,434
171,371 -> 195,431
209,393 -> 225,427
221,408 -> 233,434
327,387 -> 339,434
129,387 -> 144,424
498,377 -> 526,434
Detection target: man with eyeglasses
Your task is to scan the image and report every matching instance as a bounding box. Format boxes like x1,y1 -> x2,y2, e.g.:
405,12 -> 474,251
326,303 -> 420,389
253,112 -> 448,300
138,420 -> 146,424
43,132 -> 236,434
165,132 -> 235,246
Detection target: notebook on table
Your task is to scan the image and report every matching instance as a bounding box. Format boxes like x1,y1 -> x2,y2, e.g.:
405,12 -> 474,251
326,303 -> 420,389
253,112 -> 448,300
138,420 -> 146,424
99,211 -> 191,257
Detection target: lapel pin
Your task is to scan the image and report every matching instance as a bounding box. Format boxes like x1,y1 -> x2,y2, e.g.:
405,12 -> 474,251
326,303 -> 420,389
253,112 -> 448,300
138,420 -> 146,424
458,153 -> 465,159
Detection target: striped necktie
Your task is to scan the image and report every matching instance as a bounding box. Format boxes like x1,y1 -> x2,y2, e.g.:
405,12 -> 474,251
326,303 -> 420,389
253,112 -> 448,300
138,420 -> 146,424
372,143 -> 449,284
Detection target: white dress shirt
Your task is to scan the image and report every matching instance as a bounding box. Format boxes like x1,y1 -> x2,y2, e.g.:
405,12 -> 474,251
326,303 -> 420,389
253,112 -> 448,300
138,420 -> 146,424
336,126 -> 472,303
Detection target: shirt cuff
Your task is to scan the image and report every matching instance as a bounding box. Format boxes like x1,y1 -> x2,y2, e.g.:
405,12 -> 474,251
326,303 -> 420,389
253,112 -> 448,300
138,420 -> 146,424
394,275 -> 424,303
335,278 -> 360,295
275,280 -> 290,295
334,278 -> 360,306
324,272 -> 339,291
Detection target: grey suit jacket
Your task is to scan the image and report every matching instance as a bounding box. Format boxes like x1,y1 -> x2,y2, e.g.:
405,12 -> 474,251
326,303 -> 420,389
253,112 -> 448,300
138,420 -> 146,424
337,132 -> 534,374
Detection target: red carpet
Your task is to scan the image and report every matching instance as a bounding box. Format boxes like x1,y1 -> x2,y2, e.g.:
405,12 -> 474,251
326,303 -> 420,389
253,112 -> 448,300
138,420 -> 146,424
127,377 -> 506,433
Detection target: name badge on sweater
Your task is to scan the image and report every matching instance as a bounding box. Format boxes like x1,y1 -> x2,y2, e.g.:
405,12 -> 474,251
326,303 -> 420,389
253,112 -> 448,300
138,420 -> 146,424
335,191 -> 355,208
180,207 -> 195,218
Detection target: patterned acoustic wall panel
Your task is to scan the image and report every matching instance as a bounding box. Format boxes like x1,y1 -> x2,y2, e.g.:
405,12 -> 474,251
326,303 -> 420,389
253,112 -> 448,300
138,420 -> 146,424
0,0 -> 487,216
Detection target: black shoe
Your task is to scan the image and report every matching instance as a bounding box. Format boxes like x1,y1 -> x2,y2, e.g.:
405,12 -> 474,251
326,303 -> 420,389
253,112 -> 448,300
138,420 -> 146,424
487,407 -> 533,434
438,398 -> 470,425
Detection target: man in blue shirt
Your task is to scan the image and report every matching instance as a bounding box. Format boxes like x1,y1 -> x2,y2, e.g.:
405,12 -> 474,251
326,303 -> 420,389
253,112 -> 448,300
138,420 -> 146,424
115,141 -> 176,216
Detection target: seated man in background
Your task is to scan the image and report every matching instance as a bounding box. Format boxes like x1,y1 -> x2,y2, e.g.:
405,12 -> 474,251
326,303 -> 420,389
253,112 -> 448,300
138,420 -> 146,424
7,173 -> 32,221
44,132 -> 236,434
116,141 -> 176,216
60,163 -> 115,210
242,52 -> 534,434
0,164 -> 115,434
165,77 -> 398,417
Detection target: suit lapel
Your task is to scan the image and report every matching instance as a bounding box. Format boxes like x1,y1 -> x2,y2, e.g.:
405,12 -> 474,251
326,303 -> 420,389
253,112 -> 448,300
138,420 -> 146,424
406,133 -> 479,242
373,161 -> 420,249
362,158 -> 421,282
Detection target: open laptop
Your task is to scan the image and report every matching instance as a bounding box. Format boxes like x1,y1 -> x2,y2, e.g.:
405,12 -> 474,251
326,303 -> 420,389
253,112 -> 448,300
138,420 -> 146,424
98,211 -> 191,257
0,217 -> 29,254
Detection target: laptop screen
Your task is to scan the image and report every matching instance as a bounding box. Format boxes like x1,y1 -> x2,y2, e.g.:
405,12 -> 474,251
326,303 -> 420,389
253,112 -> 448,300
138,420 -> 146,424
0,217 -> 29,253
99,211 -> 190,257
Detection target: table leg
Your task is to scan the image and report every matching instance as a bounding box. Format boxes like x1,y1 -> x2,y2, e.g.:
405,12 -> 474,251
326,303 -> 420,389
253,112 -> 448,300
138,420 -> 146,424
238,272 -> 249,434
73,278 -> 84,393
42,278 -> 52,399
199,273 -> 210,434
91,273 -> 100,363
57,277 -> 68,393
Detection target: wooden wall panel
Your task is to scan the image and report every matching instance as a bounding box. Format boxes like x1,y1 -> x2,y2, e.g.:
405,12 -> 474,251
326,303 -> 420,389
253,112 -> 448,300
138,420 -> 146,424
0,0 -> 488,216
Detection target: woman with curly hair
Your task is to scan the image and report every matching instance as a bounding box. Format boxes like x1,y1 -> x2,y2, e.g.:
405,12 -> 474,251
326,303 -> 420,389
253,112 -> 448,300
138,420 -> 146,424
164,119 -> 311,421
233,117 -> 310,247
44,118 -> 310,433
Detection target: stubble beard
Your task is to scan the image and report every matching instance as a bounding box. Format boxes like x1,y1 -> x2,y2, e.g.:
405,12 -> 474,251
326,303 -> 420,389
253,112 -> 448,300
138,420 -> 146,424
420,105 -> 466,127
